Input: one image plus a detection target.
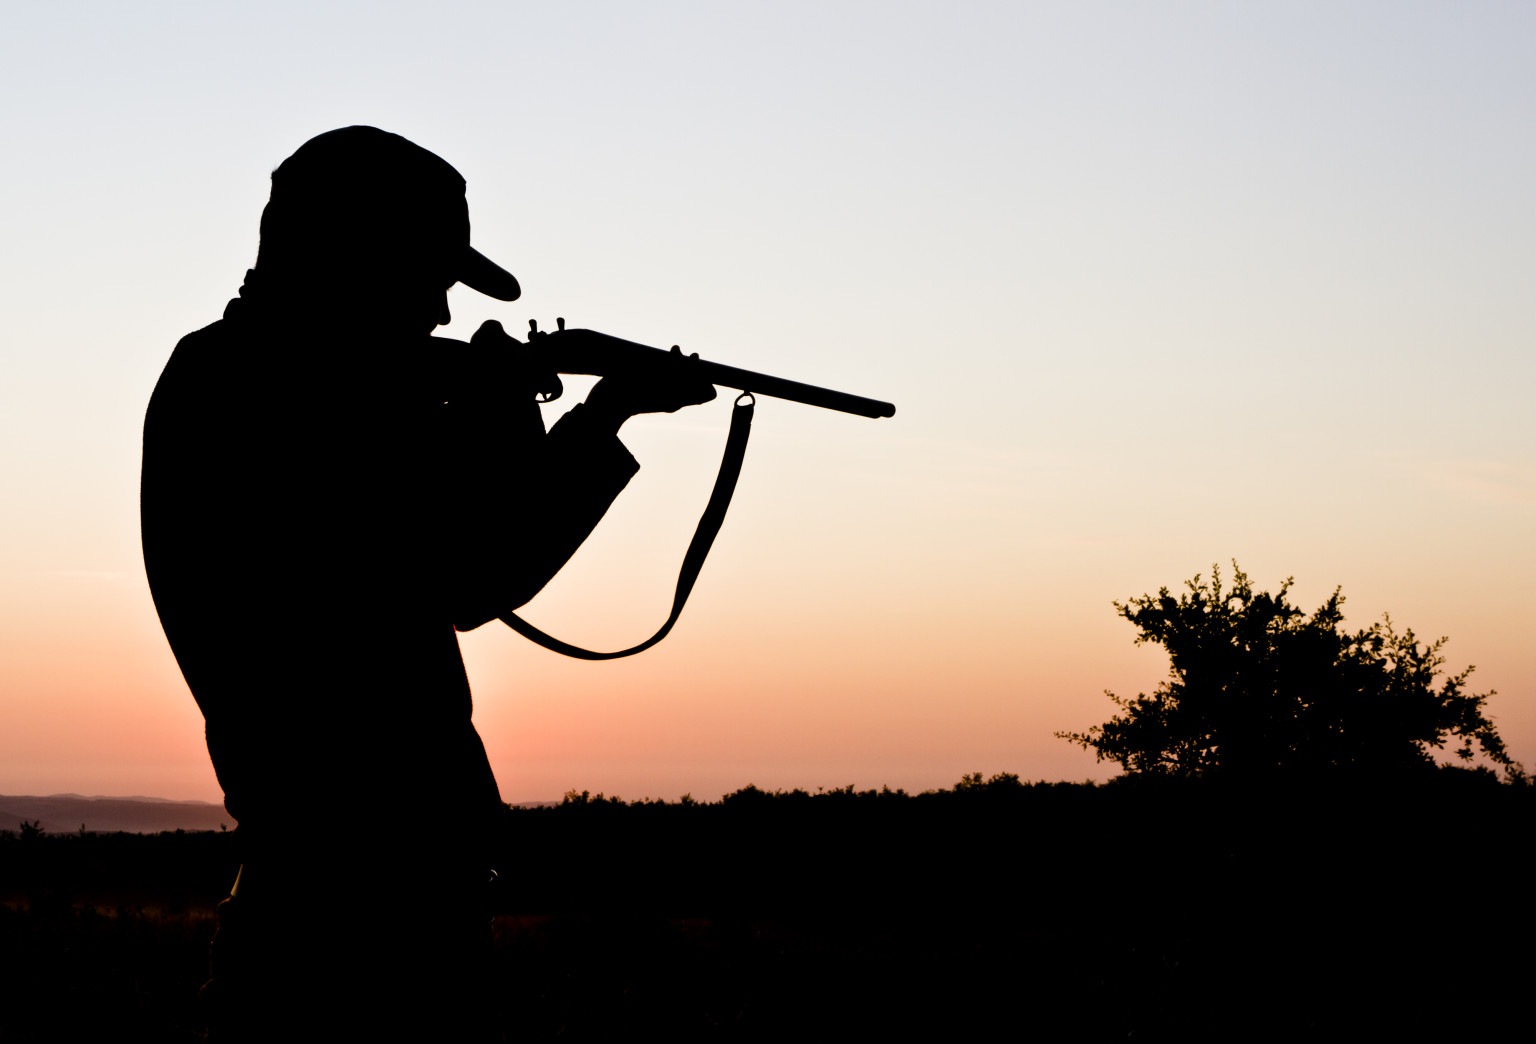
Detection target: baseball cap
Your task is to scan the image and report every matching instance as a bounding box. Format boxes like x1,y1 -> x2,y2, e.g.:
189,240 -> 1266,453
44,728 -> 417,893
263,126 -> 520,301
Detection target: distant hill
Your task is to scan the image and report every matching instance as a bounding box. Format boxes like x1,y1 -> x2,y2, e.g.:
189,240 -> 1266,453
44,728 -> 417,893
0,794 -> 231,834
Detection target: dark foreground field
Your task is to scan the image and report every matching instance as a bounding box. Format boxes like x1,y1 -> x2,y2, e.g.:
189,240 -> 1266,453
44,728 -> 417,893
2,776 -> 1530,1041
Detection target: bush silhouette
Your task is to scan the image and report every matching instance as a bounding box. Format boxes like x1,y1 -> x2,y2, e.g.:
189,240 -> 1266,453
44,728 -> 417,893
1059,563 -> 1524,782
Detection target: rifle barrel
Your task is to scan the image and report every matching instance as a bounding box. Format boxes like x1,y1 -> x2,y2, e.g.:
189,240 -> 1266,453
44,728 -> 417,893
539,328 -> 896,419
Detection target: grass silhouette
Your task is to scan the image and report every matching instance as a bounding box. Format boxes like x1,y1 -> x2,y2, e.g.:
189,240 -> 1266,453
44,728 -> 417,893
2,775 -> 1529,1041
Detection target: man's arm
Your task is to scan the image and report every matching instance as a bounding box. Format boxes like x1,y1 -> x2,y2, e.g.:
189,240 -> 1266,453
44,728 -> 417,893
441,322 -> 714,630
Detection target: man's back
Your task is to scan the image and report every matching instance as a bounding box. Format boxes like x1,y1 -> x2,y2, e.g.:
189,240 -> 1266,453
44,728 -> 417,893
142,300 -> 504,851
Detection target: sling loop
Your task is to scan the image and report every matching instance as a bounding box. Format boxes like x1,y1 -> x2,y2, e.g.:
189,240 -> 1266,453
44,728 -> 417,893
498,392 -> 756,659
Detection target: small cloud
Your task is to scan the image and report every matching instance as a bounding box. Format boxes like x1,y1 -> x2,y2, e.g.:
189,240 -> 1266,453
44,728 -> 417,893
1423,459 -> 1536,506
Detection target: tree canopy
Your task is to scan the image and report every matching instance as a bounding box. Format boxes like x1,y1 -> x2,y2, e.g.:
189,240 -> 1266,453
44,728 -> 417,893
1059,564 -> 1524,783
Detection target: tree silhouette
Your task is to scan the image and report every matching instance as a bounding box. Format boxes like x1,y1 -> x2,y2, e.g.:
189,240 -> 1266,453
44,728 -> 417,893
1059,564 -> 1524,783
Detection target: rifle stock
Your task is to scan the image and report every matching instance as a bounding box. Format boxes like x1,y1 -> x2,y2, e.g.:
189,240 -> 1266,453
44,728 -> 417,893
533,326 -> 896,419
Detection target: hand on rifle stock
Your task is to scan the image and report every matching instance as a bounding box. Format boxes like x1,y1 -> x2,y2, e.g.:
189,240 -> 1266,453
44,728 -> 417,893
585,344 -> 718,421
471,317 -> 716,432
468,319 -> 563,402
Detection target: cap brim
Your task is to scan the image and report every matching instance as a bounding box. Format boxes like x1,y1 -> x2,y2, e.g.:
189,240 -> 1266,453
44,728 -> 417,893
460,246 -> 520,301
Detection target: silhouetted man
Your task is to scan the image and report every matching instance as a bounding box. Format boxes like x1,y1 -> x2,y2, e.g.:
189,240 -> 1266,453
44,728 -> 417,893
142,126 -> 712,1040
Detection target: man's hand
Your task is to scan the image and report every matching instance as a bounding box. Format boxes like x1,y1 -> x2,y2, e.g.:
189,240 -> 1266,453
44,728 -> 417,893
584,346 -> 718,430
470,318 -> 521,349
470,319 -> 563,402
473,318 -> 716,433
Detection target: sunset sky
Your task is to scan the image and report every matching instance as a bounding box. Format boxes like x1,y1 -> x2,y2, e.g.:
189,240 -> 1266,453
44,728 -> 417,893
2,2 -> 1532,805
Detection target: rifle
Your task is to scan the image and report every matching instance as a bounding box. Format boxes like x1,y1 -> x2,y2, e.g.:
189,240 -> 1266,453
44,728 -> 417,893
521,317 -> 896,419
496,317 -> 894,660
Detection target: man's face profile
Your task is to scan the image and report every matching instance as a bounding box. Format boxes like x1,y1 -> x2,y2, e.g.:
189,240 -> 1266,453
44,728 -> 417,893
356,224 -> 465,336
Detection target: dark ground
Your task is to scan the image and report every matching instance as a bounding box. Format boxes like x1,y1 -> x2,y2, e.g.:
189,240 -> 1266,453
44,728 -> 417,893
1,776 -> 1530,1041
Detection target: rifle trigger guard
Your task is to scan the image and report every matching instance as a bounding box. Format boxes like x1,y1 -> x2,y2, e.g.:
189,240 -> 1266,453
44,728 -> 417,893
535,375 -> 564,404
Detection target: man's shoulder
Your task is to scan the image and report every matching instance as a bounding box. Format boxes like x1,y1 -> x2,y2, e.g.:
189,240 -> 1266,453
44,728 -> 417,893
164,309 -> 262,378
148,313 -> 256,424
170,312 -> 245,362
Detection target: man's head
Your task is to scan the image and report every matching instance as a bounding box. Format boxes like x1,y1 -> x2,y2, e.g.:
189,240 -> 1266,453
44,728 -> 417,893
254,126 -> 518,333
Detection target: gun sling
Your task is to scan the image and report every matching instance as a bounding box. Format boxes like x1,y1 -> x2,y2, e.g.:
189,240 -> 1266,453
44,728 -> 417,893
498,392 -> 755,659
